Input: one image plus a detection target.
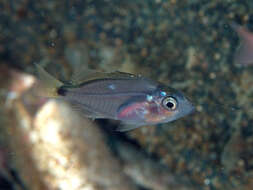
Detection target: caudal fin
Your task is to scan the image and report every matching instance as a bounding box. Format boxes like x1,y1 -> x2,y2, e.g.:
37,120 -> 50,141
34,64 -> 63,98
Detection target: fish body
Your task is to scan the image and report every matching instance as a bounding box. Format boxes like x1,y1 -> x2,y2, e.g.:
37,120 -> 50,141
35,65 -> 194,131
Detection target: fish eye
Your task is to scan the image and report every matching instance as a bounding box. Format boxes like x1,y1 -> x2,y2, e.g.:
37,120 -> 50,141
162,96 -> 177,110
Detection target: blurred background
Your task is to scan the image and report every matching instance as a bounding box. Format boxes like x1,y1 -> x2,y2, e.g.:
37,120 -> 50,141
0,0 -> 252,190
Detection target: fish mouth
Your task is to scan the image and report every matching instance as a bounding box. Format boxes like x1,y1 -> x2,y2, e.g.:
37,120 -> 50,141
184,100 -> 195,115
164,99 -> 195,123
187,100 -> 195,113
177,98 -> 195,119
173,91 -> 195,116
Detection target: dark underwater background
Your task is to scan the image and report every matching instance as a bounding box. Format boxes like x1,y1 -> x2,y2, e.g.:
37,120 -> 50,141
0,0 -> 252,190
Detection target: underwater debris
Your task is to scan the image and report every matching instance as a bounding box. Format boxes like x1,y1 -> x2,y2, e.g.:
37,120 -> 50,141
230,22 -> 253,66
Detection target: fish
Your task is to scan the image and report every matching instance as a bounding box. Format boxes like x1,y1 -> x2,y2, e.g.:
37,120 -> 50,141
34,64 -> 194,131
230,22 -> 253,66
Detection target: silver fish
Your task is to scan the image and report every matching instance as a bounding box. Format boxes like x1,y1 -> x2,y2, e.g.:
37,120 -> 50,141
35,64 -> 194,131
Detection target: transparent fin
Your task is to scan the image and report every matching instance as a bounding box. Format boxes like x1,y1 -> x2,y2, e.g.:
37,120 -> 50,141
67,100 -> 106,119
70,67 -> 104,85
33,64 -> 63,98
116,124 -> 143,132
70,67 -> 141,85
105,71 -> 138,79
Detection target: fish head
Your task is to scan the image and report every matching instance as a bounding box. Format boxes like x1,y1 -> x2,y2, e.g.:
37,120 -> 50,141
145,86 -> 195,124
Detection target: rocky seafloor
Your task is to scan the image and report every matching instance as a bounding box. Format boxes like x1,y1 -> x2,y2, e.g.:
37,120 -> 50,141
0,0 -> 252,190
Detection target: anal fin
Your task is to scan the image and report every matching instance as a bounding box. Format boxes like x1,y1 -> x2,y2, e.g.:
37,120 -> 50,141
116,124 -> 143,132
67,100 -> 106,119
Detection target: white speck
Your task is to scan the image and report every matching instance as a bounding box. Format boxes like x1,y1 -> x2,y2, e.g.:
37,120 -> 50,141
108,84 -> 116,90
146,95 -> 153,101
160,91 -> 166,96
204,178 -> 211,185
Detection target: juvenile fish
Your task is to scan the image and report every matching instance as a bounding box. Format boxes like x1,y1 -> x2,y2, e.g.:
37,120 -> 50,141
35,65 -> 194,131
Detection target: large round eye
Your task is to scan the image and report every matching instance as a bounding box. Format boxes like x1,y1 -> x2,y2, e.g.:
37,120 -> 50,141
162,96 -> 177,110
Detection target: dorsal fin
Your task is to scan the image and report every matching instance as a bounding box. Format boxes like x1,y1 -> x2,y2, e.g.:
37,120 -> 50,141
70,67 -> 103,85
70,67 -> 142,85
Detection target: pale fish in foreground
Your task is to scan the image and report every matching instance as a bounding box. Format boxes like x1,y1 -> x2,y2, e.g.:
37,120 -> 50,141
34,64 -> 194,131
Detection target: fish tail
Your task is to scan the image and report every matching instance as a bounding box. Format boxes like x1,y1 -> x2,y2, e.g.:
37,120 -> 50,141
34,64 -> 63,98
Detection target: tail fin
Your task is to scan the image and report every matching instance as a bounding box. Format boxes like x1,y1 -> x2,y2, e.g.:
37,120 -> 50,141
34,64 -> 63,98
